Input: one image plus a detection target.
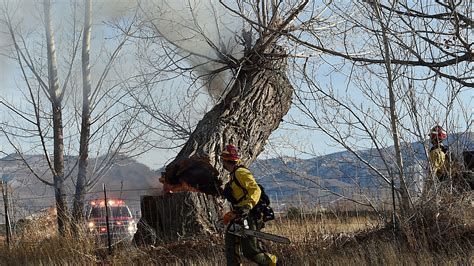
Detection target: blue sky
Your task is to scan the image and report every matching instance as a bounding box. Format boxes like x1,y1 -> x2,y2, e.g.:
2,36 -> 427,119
1,0 -> 472,171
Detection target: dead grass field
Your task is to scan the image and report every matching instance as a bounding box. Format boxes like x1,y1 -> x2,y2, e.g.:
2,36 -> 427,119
0,212 -> 472,265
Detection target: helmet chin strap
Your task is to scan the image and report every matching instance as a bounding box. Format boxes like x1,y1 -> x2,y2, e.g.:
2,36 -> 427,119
222,160 -> 235,172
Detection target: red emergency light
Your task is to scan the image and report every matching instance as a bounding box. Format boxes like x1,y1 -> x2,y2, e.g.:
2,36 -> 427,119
90,199 -> 126,206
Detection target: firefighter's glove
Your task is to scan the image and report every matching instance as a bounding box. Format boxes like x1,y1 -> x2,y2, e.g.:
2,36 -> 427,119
223,211 -> 239,226
223,206 -> 251,226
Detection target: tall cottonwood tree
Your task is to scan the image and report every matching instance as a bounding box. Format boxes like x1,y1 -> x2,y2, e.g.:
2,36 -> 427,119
0,0 -> 71,234
135,0 -> 310,172
125,0 -> 309,240
72,0 -> 93,233
44,0 -> 69,234
71,0 -> 142,231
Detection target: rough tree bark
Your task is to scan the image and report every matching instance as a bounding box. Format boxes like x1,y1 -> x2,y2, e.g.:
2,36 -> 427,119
72,0 -> 92,234
175,52 -> 293,171
135,46 -> 293,244
135,192 -> 222,244
44,0 -> 69,236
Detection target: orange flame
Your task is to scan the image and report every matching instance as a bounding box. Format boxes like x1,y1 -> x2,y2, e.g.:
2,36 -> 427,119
159,177 -> 202,194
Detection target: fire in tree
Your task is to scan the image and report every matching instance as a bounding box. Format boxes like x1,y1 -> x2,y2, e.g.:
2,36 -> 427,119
132,0 -> 300,244
160,157 -> 222,196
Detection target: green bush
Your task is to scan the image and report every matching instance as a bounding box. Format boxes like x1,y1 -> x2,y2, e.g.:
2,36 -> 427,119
286,206 -> 302,219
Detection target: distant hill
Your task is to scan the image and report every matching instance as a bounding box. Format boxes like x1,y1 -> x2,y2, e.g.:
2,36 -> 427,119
1,131 -> 472,218
0,155 -> 161,219
251,131 -> 473,206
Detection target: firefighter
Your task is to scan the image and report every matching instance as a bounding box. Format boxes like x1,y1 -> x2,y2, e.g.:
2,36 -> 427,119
428,125 -> 474,192
220,144 -> 279,266
428,125 -> 449,181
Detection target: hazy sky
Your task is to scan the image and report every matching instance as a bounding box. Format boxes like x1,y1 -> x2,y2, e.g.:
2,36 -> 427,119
0,0 -> 472,171
0,0 -> 337,170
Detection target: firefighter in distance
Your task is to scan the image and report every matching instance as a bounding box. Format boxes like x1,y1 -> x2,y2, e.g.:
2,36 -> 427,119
429,125 -> 450,181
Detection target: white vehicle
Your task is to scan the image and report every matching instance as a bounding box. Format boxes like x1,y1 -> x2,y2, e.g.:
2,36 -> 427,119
86,199 -> 136,242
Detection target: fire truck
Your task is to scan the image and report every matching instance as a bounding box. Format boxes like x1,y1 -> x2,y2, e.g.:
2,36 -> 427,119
86,199 -> 137,242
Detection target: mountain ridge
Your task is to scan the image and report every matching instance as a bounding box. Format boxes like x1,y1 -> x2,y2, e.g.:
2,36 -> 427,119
1,132 -> 472,216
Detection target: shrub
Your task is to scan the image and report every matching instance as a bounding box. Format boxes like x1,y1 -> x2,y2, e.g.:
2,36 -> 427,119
286,206 -> 302,219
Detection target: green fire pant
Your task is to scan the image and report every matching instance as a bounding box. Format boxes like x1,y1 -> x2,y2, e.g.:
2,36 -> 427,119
225,216 -> 276,266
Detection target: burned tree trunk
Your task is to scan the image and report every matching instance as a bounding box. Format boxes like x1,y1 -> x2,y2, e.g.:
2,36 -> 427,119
134,192 -> 221,245
135,47 -> 293,244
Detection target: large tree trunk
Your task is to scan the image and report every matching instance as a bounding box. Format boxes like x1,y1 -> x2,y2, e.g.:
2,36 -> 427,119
134,192 -> 222,244
177,51 -> 292,172
136,47 -> 293,244
72,0 -> 92,234
45,0 -> 69,236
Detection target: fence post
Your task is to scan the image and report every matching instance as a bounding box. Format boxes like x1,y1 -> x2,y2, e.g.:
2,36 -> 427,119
1,180 -> 12,247
103,183 -> 112,254
391,177 -> 398,230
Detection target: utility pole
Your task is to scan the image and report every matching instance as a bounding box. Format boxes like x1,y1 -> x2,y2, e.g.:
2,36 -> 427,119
1,179 -> 12,247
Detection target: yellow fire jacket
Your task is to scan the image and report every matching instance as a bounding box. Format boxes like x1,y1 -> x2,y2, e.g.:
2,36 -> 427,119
229,166 -> 261,210
429,147 -> 446,178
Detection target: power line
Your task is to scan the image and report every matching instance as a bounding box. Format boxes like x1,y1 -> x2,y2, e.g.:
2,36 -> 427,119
0,187 -> 162,201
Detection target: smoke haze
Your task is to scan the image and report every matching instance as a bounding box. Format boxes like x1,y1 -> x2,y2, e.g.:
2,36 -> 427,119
140,0 -> 246,100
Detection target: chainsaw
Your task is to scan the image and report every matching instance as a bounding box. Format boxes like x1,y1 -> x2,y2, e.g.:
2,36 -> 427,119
226,219 -> 291,244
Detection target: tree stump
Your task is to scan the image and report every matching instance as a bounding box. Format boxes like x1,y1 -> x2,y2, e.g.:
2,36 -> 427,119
134,192 -> 223,245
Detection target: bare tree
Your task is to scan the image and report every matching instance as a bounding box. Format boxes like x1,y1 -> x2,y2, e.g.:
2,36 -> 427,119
373,1 -> 410,214
71,0 -> 145,232
132,0 -> 317,171
0,0 -> 147,235
72,0 -> 93,233
283,0 -> 472,217
123,0 -> 312,240
284,1 -> 472,87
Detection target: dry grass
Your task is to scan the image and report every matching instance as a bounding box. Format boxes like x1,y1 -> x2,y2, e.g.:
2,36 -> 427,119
0,236 -> 97,265
0,208 -> 473,265
264,213 -> 472,265
265,215 -> 381,243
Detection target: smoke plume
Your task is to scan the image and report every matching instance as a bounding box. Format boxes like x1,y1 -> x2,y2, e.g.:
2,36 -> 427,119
140,0 -> 246,101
